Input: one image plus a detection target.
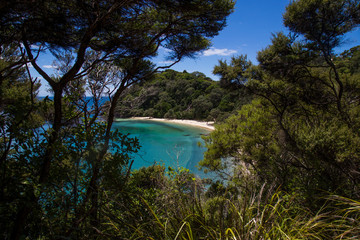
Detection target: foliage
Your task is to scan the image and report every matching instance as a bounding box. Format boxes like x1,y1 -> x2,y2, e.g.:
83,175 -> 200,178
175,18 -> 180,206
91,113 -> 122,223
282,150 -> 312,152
102,165 -> 360,240
0,0 -> 234,239
115,69 -> 252,121
101,165 -> 206,239
202,0 -> 360,210
213,55 -> 252,89
283,0 -> 360,55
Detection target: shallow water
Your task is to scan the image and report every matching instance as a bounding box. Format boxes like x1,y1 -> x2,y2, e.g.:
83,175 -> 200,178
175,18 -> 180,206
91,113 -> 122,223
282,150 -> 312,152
112,119 -> 210,177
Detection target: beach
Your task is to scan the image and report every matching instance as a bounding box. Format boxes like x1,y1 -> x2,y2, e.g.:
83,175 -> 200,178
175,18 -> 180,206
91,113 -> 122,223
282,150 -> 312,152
125,117 -> 215,131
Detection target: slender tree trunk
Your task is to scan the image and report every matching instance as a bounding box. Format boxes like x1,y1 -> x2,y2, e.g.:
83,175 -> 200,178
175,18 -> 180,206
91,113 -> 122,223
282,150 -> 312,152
86,83 -> 127,234
10,204 -> 32,240
10,86 -> 63,240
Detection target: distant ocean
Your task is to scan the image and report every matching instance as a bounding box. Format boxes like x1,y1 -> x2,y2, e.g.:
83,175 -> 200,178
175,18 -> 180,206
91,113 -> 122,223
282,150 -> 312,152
37,96 -> 110,105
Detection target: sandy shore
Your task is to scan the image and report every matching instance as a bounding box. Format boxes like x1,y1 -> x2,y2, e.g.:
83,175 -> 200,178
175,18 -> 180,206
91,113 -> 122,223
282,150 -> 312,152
123,117 -> 215,131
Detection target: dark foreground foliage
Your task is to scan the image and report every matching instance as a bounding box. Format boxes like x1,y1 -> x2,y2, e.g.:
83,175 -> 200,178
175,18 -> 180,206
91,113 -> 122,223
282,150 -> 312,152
93,165 -> 360,239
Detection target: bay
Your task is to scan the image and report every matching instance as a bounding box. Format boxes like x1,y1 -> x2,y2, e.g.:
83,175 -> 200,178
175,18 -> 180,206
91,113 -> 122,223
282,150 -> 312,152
112,119 -> 211,177
37,97 -> 211,176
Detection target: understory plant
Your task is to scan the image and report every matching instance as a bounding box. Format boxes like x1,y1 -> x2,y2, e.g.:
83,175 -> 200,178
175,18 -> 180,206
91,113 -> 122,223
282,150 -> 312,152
100,165 -> 360,239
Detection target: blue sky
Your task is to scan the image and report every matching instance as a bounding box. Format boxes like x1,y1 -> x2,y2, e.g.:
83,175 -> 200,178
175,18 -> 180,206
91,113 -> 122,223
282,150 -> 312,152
34,0 -> 359,96
165,0 -> 360,80
164,0 -> 291,78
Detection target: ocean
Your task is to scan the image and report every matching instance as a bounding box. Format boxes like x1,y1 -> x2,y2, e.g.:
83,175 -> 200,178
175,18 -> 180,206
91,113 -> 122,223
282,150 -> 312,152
113,119 -> 211,177
37,96 -> 210,177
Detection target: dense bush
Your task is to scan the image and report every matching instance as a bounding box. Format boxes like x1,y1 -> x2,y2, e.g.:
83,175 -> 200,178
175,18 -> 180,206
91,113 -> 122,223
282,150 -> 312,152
115,70 -> 252,121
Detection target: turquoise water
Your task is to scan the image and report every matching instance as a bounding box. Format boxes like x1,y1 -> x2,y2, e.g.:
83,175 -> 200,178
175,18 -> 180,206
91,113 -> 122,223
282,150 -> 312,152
112,119 -> 210,177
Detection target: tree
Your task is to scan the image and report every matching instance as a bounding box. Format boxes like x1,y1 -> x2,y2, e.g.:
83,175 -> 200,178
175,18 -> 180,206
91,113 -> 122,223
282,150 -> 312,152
283,0 -> 360,54
283,0 -> 360,120
202,0 -> 360,207
200,99 -> 279,181
213,55 -> 252,89
0,0 -> 235,238
0,44 -> 46,239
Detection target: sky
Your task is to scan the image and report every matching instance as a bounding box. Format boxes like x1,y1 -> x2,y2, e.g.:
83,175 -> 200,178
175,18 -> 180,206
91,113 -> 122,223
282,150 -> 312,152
162,0 -> 291,79
164,0 -> 360,80
33,0 -> 360,96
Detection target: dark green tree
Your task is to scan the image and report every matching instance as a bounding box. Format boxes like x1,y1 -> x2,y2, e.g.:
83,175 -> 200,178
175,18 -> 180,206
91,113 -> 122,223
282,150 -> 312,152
283,0 -> 360,120
213,55 -> 252,89
0,44 -> 45,239
202,0 -> 360,207
0,0 -> 235,238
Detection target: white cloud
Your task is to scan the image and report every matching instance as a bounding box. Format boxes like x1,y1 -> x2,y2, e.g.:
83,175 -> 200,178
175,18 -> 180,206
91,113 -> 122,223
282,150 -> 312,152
157,60 -> 175,65
202,47 -> 237,57
159,46 -> 172,53
42,65 -> 57,69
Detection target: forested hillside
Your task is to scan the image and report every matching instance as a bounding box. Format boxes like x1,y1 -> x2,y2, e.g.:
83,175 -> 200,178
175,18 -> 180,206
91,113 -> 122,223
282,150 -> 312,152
115,69 -> 252,121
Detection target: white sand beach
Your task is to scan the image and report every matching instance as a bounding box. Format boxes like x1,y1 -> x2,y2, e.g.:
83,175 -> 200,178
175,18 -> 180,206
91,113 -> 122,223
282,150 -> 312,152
127,117 -> 215,131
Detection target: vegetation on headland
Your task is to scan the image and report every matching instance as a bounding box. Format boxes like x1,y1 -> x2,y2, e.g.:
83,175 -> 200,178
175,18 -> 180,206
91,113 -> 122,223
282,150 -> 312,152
1,0 -> 360,239
115,69 -> 252,121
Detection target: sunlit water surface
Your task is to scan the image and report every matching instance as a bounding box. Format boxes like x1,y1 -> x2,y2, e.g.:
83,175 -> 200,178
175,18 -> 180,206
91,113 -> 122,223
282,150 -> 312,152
112,119 -> 211,177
